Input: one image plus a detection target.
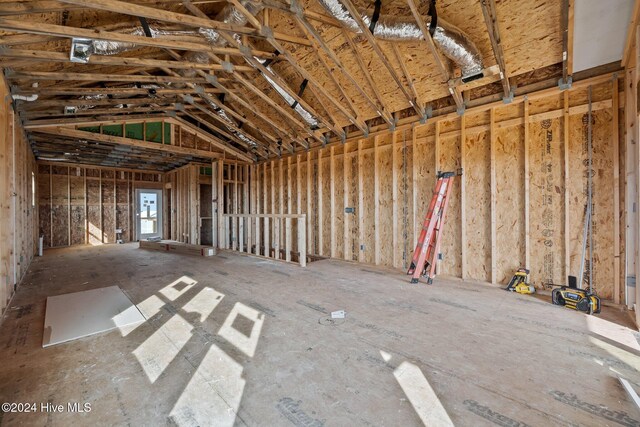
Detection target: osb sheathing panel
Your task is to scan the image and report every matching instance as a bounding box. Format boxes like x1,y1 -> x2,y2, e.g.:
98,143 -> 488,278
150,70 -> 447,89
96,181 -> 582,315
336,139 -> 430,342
38,170 -> 51,248
496,0 -> 562,76
310,151 -> 319,253
101,173 -> 115,244
464,131 -> 491,282
39,165 -> 138,248
413,124 -> 437,251
320,150 -> 331,256
86,179 -> 101,246
0,74 -> 38,314
361,148 -> 376,264
495,126 -> 526,284
69,173 -> 85,246
568,110 -> 615,299
299,156 -> 309,247
344,145 -> 358,261
394,131 -> 410,269
116,180 -> 130,241
529,117 -> 564,286
377,139 -> 394,266
618,109 -> 626,304
252,86 -> 623,300
438,134 -> 462,278
50,173 -> 68,248
334,149 -> 345,259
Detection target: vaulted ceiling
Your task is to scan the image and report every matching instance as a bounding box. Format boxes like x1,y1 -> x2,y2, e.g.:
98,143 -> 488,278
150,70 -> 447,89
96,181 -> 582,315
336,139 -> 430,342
0,0 -> 589,167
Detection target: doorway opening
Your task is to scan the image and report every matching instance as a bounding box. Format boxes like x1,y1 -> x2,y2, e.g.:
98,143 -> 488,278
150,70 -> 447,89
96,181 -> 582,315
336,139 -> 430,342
136,189 -> 162,241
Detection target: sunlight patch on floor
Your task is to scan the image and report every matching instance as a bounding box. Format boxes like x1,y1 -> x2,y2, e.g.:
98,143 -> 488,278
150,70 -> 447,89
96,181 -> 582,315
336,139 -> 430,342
218,302 -> 265,358
160,276 -> 197,301
170,344 -> 246,427
133,314 -> 193,383
385,350 -> 454,427
183,287 -> 224,322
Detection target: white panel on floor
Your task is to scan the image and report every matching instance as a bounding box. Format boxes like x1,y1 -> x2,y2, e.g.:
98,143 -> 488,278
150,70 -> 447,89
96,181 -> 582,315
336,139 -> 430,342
43,286 -> 145,347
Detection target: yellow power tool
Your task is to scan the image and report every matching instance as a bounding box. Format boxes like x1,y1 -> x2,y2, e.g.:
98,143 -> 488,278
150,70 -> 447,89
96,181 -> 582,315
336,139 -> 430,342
505,268 -> 535,294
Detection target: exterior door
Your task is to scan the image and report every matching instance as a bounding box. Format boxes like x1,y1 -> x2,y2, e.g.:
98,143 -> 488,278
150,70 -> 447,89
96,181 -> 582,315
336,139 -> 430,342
136,189 -> 162,240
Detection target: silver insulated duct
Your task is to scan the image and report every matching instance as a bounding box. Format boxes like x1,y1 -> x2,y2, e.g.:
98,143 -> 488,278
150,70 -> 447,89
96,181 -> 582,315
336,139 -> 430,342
317,0 -> 483,80
71,0 -> 321,131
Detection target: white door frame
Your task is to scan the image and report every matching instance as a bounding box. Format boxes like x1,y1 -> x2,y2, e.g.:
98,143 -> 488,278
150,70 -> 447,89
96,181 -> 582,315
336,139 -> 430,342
136,188 -> 163,240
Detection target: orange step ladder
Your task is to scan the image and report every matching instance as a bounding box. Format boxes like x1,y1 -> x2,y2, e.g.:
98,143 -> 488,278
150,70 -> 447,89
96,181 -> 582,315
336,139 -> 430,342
407,171 -> 458,284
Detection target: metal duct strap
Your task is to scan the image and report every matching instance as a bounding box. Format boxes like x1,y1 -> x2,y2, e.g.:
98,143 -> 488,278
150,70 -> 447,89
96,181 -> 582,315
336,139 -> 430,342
368,0 -> 382,34
138,17 -> 153,38
290,79 -> 308,109
428,0 -> 437,37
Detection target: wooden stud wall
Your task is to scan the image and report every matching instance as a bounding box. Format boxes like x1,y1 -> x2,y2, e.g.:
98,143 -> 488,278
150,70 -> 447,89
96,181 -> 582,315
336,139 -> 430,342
0,77 -> 38,314
254,81 -> 625,300
38,163 -> 161,248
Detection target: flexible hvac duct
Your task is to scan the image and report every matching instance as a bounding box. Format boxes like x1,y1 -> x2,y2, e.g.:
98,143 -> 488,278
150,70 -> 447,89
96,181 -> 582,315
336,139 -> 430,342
12,82 -> 38,102
77,0 -> 321,131
317,0 -> 483,80
203,97 -> 259,147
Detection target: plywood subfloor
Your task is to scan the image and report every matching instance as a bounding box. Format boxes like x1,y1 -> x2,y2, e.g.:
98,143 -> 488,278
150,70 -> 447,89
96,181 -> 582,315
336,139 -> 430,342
0,244 -> 638,426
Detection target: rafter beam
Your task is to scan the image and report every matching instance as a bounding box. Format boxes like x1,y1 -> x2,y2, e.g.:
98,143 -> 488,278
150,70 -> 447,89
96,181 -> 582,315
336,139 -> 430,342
0,48 -> 256,73
406,0 -> 464,111
480,0 -> 511,98
289,7 -> 390,127
21,105 -> 185,120
342,29 -> 394,124
32,126 -> 229,160
390,43 -> 425,111
4,70 -> 220,84
56,0 -> 312,46
24,114 -> 170,129
0,18 -> 276,58
183,0 -> 349,140
337,0 -> 424,117
292,18 -> 366,132
153,64 -> 276,156
20,96 -> 180,110
167,116 -> 255,161
11,86 -> 223,96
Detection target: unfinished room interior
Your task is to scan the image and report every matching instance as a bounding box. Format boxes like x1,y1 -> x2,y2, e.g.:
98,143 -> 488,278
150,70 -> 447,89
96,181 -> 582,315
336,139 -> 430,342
4,0 -> 640,425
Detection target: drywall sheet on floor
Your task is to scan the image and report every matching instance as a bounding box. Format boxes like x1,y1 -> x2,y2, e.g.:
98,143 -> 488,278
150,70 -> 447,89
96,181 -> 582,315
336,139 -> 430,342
43,286 -> 144,347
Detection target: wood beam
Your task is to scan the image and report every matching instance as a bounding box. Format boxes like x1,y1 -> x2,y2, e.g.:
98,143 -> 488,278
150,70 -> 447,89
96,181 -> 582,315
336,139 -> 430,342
342,29 -> 394,125
12,86 -> 222,97
622,0 -> 640,67
338,0 -> 423,116
58,0 -> 265,39
5,70 -> 216,84
391,44 -> 425,112
33,126 -> 222,159
24,114 -> 171,129
168,116 -> 253,161
480,0 -> 511,98
290,9 -> 389,127
613,77 -> 621,305
184,1 -> 352,139
406,0 -> 464,111
0,18 -> 275,58
22,105 -> 182,120
158,50 -> 283,155
0,48 -> 256,73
